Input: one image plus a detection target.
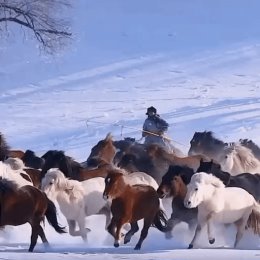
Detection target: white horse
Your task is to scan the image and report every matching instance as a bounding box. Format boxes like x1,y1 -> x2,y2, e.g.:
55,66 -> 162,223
41,168 -> 111,241
0,161 -> 33,187
219,144 -> 260,175
184,172 -> 260,248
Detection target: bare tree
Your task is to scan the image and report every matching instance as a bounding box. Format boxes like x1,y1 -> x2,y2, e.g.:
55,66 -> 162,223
0,0 -> 72,53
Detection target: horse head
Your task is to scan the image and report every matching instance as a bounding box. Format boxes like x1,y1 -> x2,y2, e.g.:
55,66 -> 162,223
188,131 -> 226,157
103,169 -> 125,200
87,133 -> 117,165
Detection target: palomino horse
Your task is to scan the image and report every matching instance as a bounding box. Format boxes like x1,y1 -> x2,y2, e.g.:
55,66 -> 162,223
103,168 -> 168,249
197,160 -> 260,200
218,145 -> 260,175
184,172 -> 260,248
41,168 -> 111,241
0,179 -> 66,251
157,165 -> 197,238
147,144 -> 210,172
188,131 -> 260,175
240,139 -> 260,160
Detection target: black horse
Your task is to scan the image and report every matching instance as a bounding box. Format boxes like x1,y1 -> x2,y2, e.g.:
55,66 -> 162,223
41,150 -> 83,179
197,160 -> 260,200
21,150 -> 45,169
157,165 -> 197,238
0,132 -> 10,161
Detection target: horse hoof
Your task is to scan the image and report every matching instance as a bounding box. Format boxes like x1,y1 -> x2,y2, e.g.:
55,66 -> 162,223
165,232 -> 173,240
114,242 -> 119,248
188,244 -> 193,249
209,238 -> 215,244
134,245 -> 141,250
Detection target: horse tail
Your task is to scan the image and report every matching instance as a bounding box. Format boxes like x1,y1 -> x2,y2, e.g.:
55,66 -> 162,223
247,201 -> 260,235
45,196 -> 66,234
152,208 -> 168,232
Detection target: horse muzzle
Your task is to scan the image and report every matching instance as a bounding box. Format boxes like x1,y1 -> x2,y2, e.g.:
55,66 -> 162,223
103,193 -> 109,200
184,200 -> 193,208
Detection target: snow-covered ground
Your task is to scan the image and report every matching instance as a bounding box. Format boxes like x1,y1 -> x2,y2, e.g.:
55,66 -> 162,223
0,0 -> 260,259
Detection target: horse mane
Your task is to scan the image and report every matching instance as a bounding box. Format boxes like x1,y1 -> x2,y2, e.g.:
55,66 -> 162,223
225,145 -> 259,169
0,178 -> 18,194
24,150 -> 36,158
163,165 -> 194,184
45,168 -> 85,200
192,172 -> 225,188
0,132 -> 10,161
201,131 -> 226,145
239,138 -> 260,158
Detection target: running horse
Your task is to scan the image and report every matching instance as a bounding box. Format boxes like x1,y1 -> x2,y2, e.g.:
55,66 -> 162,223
184,172 -> 260,248
0,179 -> 66,251
103,168 -> 168,249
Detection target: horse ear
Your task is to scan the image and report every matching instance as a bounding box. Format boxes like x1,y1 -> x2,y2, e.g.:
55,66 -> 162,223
105,133 -> 113,141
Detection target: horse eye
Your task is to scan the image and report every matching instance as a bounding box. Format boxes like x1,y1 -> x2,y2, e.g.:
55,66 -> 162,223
195,188 -> 198,191
225,155 -> 228,159
49,182 -> 53,185
106,177 -> 111,184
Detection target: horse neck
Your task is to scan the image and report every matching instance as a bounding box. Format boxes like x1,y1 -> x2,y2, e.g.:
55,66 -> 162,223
79,163 -> 110,181
159,150 -> 176,163
201,184 -> 216,203
57,179 -> 84,204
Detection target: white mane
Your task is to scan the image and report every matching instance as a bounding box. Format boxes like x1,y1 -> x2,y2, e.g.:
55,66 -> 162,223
191,172 -> 225,188
0,161 -> 32,187
43,168 -> 85,201
222,144 -> 260,174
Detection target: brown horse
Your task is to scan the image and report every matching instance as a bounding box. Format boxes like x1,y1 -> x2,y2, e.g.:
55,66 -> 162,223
147,144 -> 210,171
103,169 -> 168,250
157,165 -> 197,238
0,179 -> 66,252
8,149 -> 25,159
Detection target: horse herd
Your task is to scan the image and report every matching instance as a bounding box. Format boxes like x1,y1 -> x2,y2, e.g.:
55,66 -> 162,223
0,131 -> 260,252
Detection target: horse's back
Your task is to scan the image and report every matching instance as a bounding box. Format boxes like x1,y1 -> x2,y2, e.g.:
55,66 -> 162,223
126,171 -> 158,190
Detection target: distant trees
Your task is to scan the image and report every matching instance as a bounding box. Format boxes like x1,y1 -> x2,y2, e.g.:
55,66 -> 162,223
0,0 -> 72,53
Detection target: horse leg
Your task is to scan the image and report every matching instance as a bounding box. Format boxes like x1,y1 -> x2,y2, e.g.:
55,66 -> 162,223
98,206 -> 111,229
134,218 -> 153,250
77,216 -> 89,242
234,217 -> 248,248
107,217 -> 117,238
114,219 -> 125,248
38,225 -> 49,246
29,225 -> 39,252
207,217 -> 215,244
188,220 -> 207,249
67,219 -> 83,237
124,222 -> 139,244
165,217 -> 181,239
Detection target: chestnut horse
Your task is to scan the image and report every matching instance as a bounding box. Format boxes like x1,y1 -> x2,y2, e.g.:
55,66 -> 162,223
103,169 -> 168,249
0,179 -> 66,251
157,165 -> 197,238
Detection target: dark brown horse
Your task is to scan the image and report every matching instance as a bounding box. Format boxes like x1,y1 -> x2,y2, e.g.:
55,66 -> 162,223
41,150 -> 112,181
157,165 -> 197,238
0,179 -> 66,251
103,169 -> 168,249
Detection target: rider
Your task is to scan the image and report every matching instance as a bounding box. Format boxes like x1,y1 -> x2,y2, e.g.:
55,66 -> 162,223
142,106 -> 171,150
